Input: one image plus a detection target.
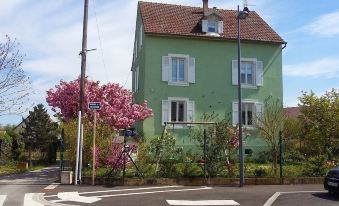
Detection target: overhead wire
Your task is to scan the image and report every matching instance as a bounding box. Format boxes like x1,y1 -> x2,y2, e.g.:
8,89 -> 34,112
92,0 -> 109,83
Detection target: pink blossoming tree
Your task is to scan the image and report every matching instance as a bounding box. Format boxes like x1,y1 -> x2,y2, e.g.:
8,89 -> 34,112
46,78 -> 153,130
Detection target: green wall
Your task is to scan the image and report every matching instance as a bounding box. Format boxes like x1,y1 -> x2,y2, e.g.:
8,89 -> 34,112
133,34 -> 283,151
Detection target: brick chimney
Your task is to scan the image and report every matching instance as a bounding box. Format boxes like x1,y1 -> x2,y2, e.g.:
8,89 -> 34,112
203,0 -> 208,16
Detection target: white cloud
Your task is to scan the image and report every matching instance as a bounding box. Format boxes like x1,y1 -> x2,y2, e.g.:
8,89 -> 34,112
284,57 -> 339,78
0,0 -> 278,125
306,10 -> 339,36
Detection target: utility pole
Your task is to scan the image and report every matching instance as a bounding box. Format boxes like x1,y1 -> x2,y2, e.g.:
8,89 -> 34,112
75,0 -> 89,185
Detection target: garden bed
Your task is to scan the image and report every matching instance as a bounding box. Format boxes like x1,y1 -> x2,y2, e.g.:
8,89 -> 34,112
81,176 -> 324,186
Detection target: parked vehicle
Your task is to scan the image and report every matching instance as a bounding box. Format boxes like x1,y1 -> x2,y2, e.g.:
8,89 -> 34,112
324,166 -> 339,194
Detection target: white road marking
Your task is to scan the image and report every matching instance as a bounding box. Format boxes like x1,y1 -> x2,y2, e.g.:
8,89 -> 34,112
92,187 -> 212,198
24,193 -> 44,206
263,192 -> 281,206
44,182 -> 60,190
44,185 -> 183,197
0,195 -> 6,206
167,200 -> 240,205
81,185 -> 182,195
263,190 -> 326,206
54,192 -> 101,204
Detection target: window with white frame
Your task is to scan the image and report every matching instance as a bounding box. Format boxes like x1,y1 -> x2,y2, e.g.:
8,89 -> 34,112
242,103 -> 254,126
171,57 -> 186,82
171,100 -> 185,122
208,20 -> 217,33
241,61 -> 255,86
162,54 -> 195,86
162,98 -> 195,125
232,101 -> 263,127
232,59 -> 264,87
202,19 -> 224,34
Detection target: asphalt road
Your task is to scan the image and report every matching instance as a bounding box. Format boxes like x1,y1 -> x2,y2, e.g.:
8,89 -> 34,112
1,167 -> 339,206
0,166 -> 59,206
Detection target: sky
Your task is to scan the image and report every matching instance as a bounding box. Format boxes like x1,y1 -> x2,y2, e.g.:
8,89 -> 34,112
0,0 -> 338,125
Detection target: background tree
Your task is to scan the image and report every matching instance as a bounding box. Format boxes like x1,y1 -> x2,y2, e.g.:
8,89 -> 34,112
255,97 -> 284,174
298,89 -> 339,159
21,104 -> 58,165
0,35 -> 31,115
283,117 -> 305,163
4,125 -> 25,161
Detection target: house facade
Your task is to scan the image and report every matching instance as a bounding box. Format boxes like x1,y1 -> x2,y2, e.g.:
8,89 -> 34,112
131,1 -> 286,152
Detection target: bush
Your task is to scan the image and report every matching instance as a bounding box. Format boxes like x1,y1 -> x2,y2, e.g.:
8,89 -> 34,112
302,155 -> 328,177
256,151 -> 272,164
285,150 -> 305,164
254,166 -> 269,177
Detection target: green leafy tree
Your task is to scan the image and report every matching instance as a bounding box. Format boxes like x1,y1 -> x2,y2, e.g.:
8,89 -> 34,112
21,104 -> 58,165
298,89 -> 339,159
5,125 -> 25,161
283,117 -> 305,163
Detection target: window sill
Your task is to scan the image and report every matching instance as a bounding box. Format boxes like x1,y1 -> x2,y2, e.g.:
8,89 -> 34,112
243,125 -> 257,130
206,32 -> 221,37
241,85 -> 258,89
168,82 -> 189,86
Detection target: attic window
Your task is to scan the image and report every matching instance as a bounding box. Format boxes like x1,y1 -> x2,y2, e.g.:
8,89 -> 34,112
202,19 -> 223,34
208,20 -> 217,32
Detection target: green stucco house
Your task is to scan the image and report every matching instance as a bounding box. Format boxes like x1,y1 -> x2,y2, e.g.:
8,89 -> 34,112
131,1 -> 286,152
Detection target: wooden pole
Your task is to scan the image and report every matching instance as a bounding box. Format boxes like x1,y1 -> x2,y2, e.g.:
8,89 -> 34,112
92,111 -> 97,185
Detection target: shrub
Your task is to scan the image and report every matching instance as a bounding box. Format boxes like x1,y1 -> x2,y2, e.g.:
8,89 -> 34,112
302,155 -> 328,177
254,166 -> 268,177
285,150 -> 305,164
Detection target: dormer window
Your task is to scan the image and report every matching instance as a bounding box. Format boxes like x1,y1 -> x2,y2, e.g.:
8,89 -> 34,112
208,20 -> 217,33
202,13 -> 223,35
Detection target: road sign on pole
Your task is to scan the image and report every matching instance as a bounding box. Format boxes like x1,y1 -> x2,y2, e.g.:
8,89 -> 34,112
88,102 -> 100,185
88,102 -> 101,110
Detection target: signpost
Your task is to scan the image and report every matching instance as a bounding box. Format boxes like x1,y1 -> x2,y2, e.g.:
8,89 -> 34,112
88,102 -> 101,185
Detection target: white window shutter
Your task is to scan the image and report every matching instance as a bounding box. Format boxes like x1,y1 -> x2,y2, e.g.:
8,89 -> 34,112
187,100 -> 195,122
232,101 -> 239,126
218,21 -> 224,34
256,61 -> 264,86
232,60 -> 238,85
202,20 -> 208,32
188,57 -> 196,83
162,56 -> 170,81
162,100 -> 170,125
135,67 -> 139,91
139,24 -> 143,48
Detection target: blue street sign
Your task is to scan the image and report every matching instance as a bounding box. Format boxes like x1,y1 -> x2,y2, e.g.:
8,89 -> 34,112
88,102 -> 101,110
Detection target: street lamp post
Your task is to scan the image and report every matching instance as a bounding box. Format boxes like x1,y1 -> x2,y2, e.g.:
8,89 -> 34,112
237,5 -> 249,187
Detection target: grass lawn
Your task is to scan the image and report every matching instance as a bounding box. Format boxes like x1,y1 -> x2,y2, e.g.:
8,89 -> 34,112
0,163 -> 50,176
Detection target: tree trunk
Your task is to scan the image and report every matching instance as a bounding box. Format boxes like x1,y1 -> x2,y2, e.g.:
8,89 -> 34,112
272,148 -> 278,175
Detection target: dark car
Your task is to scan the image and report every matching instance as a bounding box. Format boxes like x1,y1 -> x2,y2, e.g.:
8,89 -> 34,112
324,166 -> 339,194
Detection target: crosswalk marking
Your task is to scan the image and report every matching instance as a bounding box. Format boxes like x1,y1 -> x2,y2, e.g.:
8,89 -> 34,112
167,200 -> 240,206
44,182 -> 60,190
24,193 -> 44,206
0,195 -> 6,206
53,192 -> 101,204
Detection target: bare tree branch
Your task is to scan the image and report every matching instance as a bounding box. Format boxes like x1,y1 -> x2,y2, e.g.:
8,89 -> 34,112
0,35 -> 31,116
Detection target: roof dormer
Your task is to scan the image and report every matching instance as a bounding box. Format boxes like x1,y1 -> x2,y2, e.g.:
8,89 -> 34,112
201,1 -> 223,35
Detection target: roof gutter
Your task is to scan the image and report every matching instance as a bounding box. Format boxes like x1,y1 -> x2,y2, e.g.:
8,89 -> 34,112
282,42 -> 287,50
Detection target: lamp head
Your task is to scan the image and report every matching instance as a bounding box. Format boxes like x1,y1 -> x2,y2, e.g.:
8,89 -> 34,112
238,7 -> 250,20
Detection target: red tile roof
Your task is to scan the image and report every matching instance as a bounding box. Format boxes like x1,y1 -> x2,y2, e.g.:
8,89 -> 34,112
139,1 -> 285,44
283,107 -> 301,118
